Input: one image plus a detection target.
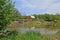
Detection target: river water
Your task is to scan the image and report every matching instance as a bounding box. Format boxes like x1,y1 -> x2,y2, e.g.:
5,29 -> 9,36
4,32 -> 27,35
17,27 -> 60,34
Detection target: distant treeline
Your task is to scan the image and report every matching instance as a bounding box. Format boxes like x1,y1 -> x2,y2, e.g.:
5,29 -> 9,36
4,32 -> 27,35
18,13 -> 60,22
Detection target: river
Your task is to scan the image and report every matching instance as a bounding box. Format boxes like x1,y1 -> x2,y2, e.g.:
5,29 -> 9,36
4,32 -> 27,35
17,27 -> 60,34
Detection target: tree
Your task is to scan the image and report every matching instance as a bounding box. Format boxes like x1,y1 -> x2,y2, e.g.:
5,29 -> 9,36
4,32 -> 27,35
0,0 -> 15,30
13,9 -> 22,21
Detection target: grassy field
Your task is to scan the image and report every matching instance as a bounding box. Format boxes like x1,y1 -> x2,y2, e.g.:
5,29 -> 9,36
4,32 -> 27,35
0,31 -> 60,40
0,31 -> 52,40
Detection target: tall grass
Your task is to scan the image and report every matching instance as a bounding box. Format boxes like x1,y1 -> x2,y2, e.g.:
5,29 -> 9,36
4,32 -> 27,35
0,31 -> 52,40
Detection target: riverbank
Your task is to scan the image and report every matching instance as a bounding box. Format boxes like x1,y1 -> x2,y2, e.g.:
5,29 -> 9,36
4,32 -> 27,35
0,31 -> 60,40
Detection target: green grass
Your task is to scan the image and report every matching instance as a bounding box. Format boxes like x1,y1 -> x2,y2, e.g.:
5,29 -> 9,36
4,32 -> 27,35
0,31 -> 17,40
0,31 -> 60,40
0,31 -> 52,40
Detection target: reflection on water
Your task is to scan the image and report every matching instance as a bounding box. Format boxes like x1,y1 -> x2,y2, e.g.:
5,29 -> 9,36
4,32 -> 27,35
17,27 -> 60,34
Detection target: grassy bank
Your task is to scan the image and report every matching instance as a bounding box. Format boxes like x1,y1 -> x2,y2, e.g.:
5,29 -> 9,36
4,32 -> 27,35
0,31 -> 60,40
0,31 -> 52,40
16,20 -> 60,30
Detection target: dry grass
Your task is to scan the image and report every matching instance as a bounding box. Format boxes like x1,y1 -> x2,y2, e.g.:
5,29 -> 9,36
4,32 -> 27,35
7,20 -> 60,30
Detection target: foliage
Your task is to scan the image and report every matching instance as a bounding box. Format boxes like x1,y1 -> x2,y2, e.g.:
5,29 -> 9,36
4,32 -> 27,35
33,13 -> 60,22
0,0 -> 19,30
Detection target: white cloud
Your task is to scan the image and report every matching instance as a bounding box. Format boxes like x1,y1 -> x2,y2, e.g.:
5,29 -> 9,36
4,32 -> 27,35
19,0 -> 57,10
27,0 -> 56,9
15,0 -> 60,14
46,2 -> 60,14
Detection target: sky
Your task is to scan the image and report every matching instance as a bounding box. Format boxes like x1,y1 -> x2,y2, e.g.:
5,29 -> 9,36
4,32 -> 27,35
13,0 -> 60,15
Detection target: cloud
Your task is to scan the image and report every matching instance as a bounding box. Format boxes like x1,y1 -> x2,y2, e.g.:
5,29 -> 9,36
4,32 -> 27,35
26,0 -> 55,9
45,2 -> 60,14
15,0 -> 60,15
19,0 -> 36,10
19,0 -> 57,9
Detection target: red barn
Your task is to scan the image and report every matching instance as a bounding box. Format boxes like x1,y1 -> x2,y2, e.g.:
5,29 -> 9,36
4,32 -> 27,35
27,16 -> 35,20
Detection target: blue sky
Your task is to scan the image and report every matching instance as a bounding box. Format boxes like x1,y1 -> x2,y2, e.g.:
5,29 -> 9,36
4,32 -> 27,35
13,0 -> 60,15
